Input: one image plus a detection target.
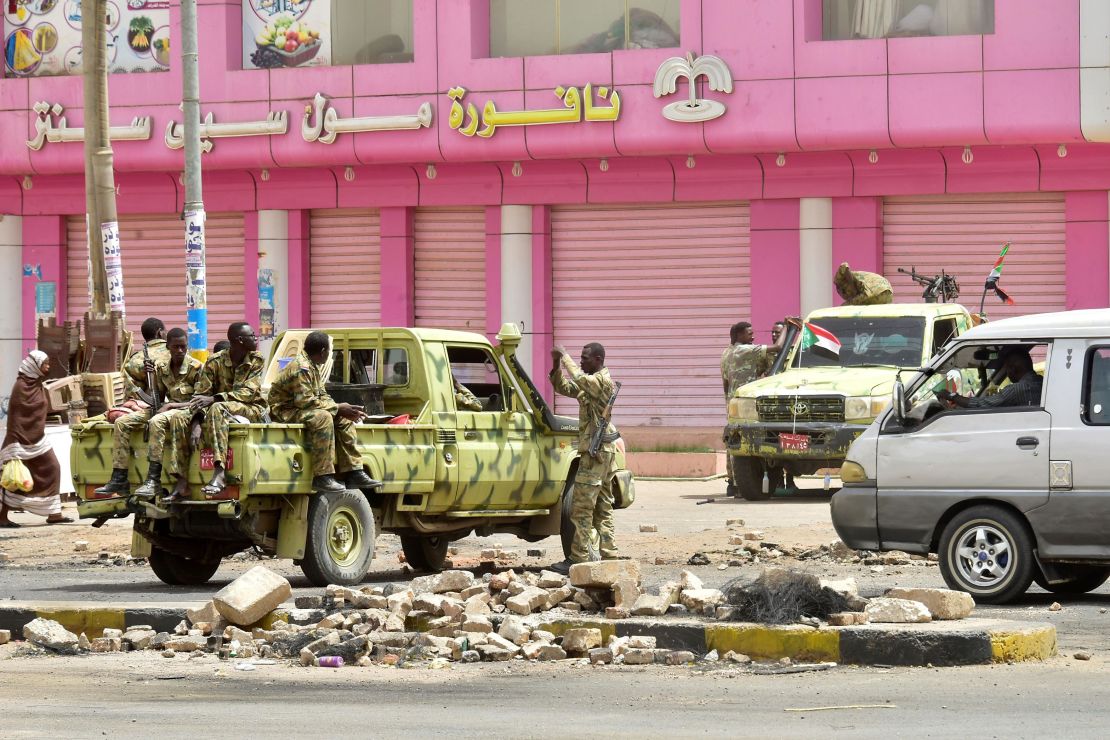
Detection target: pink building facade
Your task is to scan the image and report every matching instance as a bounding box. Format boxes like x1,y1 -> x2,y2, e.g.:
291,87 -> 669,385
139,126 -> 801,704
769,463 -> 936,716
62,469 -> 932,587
3,0 -> 1110,439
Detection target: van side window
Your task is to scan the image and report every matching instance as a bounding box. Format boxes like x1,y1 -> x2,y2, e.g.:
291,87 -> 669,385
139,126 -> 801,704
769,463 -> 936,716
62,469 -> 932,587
1083,348 -> 1110,425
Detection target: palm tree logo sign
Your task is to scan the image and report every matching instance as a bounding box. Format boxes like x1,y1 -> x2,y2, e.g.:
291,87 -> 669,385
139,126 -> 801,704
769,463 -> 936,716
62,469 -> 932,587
653,52 -> 733,123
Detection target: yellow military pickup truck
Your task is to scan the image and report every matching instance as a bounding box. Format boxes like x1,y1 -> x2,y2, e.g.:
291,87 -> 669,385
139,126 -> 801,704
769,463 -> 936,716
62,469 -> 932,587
72,323 -> 635,586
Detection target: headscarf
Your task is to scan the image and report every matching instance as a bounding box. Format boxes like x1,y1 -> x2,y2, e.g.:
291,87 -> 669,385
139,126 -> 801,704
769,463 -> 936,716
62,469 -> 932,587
18,350 -> 48,381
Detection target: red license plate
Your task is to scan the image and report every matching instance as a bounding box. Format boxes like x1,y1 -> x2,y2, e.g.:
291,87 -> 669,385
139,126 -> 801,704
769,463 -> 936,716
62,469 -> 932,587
779,433 -> 810,451
199,449 -> 233,470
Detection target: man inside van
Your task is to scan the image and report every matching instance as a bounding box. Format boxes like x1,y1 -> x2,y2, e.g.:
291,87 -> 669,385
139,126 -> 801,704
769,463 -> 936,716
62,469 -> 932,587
937,346 -> 1043,409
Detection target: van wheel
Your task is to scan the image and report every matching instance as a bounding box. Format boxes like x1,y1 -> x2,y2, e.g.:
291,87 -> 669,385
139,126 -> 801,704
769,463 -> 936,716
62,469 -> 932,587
1034,565 -> 1110,595
560,483 -> 600,562
938,506 -> 1034,604
401,536 -> 449,573
733,457 -> 778,501
301,489 -> 376,587
148,546 -> 221,586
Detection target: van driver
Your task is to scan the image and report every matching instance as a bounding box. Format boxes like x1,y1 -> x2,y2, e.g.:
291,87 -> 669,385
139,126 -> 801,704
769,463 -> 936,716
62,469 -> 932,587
937,347 -> 1042,409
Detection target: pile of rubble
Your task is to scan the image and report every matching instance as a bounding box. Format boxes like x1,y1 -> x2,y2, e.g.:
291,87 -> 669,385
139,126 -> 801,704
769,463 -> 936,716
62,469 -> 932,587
9,562 -> 977,669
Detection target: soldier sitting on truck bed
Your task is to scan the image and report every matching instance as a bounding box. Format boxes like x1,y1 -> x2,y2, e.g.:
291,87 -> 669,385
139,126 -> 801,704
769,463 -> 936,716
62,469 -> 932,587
161,322 -> 269,502
268,331 -> 377,493
95,317 -> 171,496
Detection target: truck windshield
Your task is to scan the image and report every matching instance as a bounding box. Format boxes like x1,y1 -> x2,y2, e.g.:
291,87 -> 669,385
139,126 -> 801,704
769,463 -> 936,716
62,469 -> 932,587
792,316 -> 927,368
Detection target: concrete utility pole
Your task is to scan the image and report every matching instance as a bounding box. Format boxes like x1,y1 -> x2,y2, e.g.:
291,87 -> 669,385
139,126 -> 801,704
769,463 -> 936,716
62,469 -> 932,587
181,0 -> 209,361
81,0 -> 123,319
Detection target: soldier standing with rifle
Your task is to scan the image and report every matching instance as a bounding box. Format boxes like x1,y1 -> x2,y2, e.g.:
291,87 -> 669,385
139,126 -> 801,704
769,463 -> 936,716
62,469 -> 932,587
547,342 -> 622,575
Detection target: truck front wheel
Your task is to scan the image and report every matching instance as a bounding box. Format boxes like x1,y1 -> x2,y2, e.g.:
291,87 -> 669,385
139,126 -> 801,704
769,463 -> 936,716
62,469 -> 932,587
148,546 -> 221,586
400,536 -> 449,572
733,457 -> 779,501
301,489 -> 376,587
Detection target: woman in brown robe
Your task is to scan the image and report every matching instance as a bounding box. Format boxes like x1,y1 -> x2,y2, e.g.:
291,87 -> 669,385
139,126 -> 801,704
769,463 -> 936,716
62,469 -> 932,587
0,350 -> 72,527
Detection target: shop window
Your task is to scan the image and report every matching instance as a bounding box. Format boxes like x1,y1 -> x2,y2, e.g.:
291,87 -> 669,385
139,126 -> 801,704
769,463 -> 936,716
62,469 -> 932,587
4,0 -> 171,78
489,0 -> 680,58
244,0 -> 413,70
822,0 -> 994,40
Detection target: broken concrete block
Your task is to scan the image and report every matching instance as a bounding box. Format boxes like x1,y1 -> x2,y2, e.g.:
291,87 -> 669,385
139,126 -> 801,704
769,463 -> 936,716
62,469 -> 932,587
534,644 -> 567,661
316,613 -> 345,630
612,580 -> 640,609
562,628 -> 603,656
476,645 -> 514,662
164,635 -> 208,652
387,591 -> 414,616
23,618 -> 79,653
570,560 -> 641,588
122,628 -> 158,649
679,570 -> 703,591
0,629 -> 10,645
413,593 -> 448,615
559,602 -> 582,612
91,637 -> 122,653
819,577 -> 860,599
728,534 -> 745,545
827,612 -> 869,626
101,628 -> 123,640
432,570 -> 475,594
885,587 -> 974,620
506,586 -> 549,616
605,607 -> 630,620
488,571 -> 515,591
639,524 -> 658,533
623,648 -> 655,665
630,594 -> 667,617
294,596 -> 324,610
679,588 -> 725,611
865,597 -> 932,624
724,650 -> 752,664
628,635 -> 656,650
498,616 -> 532,646
212,566 -> 292,627
73,541 -> 89,552
485,633 -> 522,654
665,650 -> 696,665
187,600 -> 223,627
538,570 -> 569,589
544,586 -> 575,610
460,615 -> 494,634
742,541 -> 762,554
589,647 -> 613,664
744,531 -> 764,541
726,518 -> 745,526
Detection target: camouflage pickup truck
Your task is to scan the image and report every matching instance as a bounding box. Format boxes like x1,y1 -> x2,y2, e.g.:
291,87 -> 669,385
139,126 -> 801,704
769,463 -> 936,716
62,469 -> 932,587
73,323 -> 635,586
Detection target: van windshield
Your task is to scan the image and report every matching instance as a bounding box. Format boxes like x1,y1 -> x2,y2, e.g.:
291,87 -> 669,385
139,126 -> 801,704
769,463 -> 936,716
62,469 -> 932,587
791,317 -> 927,369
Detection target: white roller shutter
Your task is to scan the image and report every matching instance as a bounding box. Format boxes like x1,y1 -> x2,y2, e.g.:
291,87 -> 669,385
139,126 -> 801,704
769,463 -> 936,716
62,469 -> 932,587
551,202 -> 751,427
883,193 -> 1066,320
309,208 -> 381,327
66,213 -> 245,338
414,208 -> 486,332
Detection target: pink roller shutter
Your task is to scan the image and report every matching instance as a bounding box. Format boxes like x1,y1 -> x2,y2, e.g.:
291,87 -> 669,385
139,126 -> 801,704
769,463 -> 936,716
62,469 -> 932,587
414,208 -> 486,332
309,208 -> 381,327
551,202 -> 752,428
66,213 -> 245,340
883,194 -> 1066,320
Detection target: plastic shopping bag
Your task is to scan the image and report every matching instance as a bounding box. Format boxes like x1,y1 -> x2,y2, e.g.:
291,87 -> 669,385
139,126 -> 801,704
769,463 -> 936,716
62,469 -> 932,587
1,458 -> 33,493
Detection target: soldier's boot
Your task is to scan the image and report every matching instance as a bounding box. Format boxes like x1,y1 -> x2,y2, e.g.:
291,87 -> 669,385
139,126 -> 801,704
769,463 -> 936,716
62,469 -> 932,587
548,559 -> 573,576
133,462 -> 164,499
94,468 -> 130,496
312,475 -> 346,494
343,469 -> 379,490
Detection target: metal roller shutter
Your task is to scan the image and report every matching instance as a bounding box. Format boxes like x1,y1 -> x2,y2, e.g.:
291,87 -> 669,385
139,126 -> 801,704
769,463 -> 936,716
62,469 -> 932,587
66,213 -> 245,338
414,208 -> 486,332
883,193 -> 1066,320
552,202 -> 751,428
309,208 -> 381,327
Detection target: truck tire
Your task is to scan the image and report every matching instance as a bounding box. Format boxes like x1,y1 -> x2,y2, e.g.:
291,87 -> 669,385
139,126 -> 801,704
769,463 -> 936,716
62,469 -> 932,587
938,505 -> 1034,604
400,536 -> 449,573
1034,565 -> 1110,595
734,457 -> 778,501
560,486 -> 601,562
148,546 -> 221,586
301,489 -> 376,587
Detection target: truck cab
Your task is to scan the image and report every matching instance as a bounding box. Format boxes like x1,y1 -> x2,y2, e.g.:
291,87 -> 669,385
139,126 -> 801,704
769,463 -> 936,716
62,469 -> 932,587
725,303 -> 971,500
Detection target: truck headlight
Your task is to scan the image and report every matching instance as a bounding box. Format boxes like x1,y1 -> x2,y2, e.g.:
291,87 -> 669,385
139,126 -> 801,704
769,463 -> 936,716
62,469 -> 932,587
845,396 -> 888,421
728,397 -> 758,422
840,460 -> 868,483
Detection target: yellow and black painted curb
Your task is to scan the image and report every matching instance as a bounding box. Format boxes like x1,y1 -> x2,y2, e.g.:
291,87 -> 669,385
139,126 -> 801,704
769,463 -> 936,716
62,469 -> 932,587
1,605 -> 1056,666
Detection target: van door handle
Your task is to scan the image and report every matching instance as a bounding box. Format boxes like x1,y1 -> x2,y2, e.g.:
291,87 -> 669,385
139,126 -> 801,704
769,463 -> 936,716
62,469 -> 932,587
463,431 -> 478,440
1016,436 -> 1040,450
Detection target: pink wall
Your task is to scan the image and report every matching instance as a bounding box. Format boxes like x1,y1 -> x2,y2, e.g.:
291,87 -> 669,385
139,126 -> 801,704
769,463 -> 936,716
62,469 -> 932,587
286,210 -> 311,329
21,215 -> 66,353
749,200 -> 801,343
379,207 -> 415,327
1065,192 -> 1110,311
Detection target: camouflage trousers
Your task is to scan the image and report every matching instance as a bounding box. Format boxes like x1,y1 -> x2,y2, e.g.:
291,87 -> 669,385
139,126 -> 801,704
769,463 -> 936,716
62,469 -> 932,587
163,402 -> 264,476
111,409 -> 177,469
569,449 -> 618,563
273,408 -> 361,476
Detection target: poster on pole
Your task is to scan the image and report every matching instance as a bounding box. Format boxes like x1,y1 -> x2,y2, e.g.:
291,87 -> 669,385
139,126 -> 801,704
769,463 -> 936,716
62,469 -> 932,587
101,220 -> 125,314
242,0 -> 329,69
4,0 -> 171,78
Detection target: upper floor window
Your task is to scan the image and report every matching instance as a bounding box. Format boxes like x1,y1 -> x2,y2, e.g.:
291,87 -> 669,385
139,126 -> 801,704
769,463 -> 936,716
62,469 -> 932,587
822,0 -> 994,40
4,0 -> 171,78
489,0 -> 679,58
244,0 -> 412,70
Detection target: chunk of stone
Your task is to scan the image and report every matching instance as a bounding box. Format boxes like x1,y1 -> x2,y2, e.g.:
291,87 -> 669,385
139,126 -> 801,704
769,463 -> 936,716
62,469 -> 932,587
725,518 -> 745,526
728,534 -> 745,545
316,636 -> 371,664
612,580 -> 640,609
628,635 -> 656,650
562,628 -> 603,656
91,637 -> 122,653
544,586 -> 575,610
460,615 -> 494,634
78,633 -> 92,651
506,586 -> 549,616
485,633 -> 521,655
589,647 -> 614,664
74,541 -> 89,552
605,607 -> 630,620
162,649 -> 176,658
122,628 -> 158,649
724,650 -> 752,664
819,577 -> 860,598
164,634 -> 209,652
744,531 -> 764,541
570,560 -> 641,588
316,613 -> 345,630
497,616 -> 532,646
885,587 -> 974,620
538,570 -> 568,589
0,629 -> 10,645
477,645 -> 514,662
387,591 -> 413,616
432,570 -> 475,594
623,648 -> 655,665
187,600 -> 225,628
23,618 -> 79,653
212,566 -> 292,626
827,612 -> 869,627
631,594 -> 668,617
559,602 -> 582,612
413,594 -> 448,615
665,650 -> 696,665
865,597 -> 932,624
639,524 -> 658,533
531,629 -> 555,643
294,596 -> 324,610
679,588 -> 725,611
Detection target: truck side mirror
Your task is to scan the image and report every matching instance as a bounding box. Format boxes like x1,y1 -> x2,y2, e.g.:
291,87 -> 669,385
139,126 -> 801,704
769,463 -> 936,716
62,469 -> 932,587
892,381 -> 906,425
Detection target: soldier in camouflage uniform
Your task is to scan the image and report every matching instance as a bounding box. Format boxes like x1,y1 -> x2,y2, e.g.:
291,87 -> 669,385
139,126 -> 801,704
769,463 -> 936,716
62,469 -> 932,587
453,375 -> 483,411
835,262 -> 893,306
268,331 -> 377,493
132,328 -> 203,497
95,317 -> 170,496
547,342 -> 620,575
162,322 -> 269,501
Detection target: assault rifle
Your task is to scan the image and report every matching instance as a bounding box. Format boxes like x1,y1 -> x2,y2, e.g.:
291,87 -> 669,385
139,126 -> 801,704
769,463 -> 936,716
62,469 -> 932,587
588,381 -> 622,460
897,267 -> 960,304
141,343 -> 160,441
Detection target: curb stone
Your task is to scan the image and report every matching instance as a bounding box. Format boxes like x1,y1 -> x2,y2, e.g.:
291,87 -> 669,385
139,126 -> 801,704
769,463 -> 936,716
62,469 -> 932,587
0,604 -> 1057,665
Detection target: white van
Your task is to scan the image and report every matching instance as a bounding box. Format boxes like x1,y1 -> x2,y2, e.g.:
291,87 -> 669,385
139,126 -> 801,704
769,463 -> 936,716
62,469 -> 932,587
832,309 -> 1110,604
